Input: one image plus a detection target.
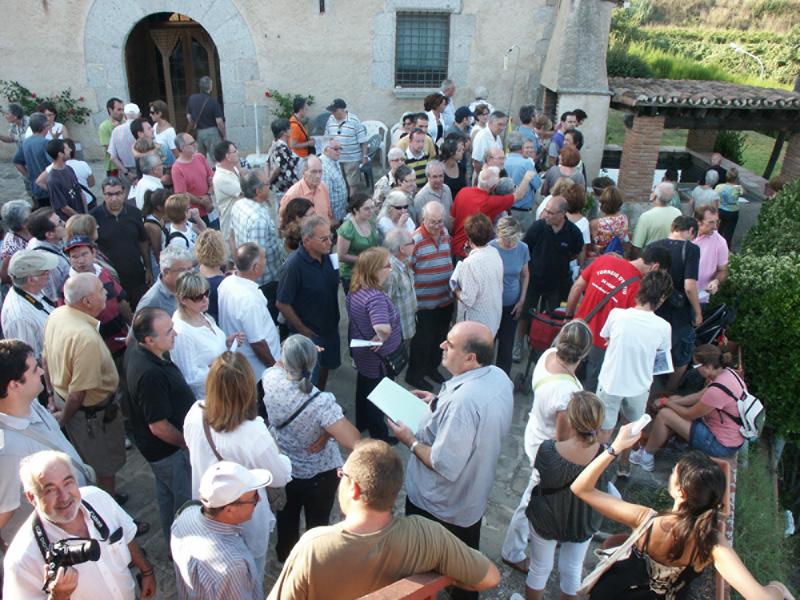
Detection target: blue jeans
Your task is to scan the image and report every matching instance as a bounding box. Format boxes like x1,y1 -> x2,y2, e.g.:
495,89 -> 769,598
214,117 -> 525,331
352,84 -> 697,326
690,419 -> 741,457
149,448 -> 192,541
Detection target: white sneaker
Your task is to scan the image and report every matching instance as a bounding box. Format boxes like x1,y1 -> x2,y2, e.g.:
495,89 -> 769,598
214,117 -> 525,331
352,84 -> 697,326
630,447 -> 655,472
512,341 -> 523,362
125,437 -> 133,450
510,594 -> 525,600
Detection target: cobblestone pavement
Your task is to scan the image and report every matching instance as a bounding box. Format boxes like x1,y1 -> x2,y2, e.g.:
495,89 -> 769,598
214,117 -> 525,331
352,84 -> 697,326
0,159 -> 761,599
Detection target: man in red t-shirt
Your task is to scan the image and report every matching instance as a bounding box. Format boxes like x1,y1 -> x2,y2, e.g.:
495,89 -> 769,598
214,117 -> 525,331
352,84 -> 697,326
565,244 -> 671,392
450,166 -> 537,258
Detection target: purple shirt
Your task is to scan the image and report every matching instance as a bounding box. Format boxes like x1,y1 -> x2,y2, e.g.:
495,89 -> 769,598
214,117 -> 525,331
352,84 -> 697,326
346,287 -> 403,379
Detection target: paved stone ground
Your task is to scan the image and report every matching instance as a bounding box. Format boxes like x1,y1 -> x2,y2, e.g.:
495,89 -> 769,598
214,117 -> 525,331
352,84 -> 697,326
0,159 -> 762,599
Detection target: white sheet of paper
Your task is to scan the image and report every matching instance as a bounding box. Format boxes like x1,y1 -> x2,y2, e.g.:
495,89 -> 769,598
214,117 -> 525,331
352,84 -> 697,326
350,339 -> 383,348
329,253 -> 339,270
449,260 -> 463,291
368,377 -> 428,435
230,338 -> 238,353
698,290 -> 710,303
653,349 -> 674,376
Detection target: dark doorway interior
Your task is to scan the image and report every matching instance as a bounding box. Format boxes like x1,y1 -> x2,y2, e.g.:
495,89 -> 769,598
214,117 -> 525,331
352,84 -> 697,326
125,13 -> 222,132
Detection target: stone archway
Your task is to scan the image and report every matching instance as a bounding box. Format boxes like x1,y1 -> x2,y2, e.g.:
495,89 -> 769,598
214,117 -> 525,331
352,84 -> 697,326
84,0 -> 261,151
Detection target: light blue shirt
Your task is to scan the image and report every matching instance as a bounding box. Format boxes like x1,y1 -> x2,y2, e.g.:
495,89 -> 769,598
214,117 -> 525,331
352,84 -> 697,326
405,365 -> 513,527
505,152 -> 541,210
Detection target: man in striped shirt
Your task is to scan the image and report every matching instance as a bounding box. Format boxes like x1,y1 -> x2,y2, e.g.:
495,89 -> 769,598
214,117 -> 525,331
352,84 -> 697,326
324,98 -> 368,199
404,128 -> 430,192
406,201 -> 453,392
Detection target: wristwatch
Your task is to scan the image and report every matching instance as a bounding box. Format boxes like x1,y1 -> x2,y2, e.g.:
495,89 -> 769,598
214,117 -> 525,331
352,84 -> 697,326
606,446 -> 617,458
409,440 -> 421,454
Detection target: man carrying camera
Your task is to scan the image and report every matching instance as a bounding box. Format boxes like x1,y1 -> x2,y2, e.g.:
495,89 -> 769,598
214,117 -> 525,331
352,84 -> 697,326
2,450 -> 155,599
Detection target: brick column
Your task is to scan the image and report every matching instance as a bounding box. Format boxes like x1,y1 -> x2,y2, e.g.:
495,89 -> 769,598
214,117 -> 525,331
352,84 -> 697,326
685,129 -> 717,154
617,115 -> 665,202
779,132 -> 800,183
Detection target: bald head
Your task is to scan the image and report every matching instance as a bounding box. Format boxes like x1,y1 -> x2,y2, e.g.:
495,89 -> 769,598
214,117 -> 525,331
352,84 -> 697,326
423,200 -> 445,220
443,321 -> 495,375
63,273 -> 106,317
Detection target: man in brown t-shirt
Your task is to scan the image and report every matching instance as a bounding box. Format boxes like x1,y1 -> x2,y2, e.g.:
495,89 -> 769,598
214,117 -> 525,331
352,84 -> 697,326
268,439 -> 500,600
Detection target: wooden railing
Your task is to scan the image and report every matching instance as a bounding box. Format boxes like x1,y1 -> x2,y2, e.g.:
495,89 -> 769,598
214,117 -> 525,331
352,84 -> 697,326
358,572 -> 454,600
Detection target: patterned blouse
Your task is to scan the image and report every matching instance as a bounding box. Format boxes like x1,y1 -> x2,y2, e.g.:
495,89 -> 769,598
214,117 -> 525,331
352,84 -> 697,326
456,245 -> 504,336
1,231 -> 29,259
268,139 -> 301,194
586,214 -> 629,260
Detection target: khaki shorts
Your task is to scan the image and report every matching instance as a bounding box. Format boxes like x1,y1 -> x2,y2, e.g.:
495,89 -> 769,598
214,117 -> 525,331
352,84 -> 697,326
340,160 -> 363,188
55,394 -> 126,478
596,385 -> 649,431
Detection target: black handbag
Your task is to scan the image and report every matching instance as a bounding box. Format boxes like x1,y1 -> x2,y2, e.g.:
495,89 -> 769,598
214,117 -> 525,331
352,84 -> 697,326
349,294 -> 408,378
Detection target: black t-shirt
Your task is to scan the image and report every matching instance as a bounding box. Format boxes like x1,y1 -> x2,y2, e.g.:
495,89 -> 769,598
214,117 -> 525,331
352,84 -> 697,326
186,92 -> 224,130
652,238 -> 700,329
124,342 -> 196,462
523,218 -> 584,294
91,203 -> 148,295
277,245 -> 340,336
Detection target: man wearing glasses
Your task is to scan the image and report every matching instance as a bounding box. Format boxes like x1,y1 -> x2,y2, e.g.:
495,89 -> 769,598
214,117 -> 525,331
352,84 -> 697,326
692,203 -> 728,305
91,177 -> 153,307
320,138 -> 348,221
323,98 -> 368,199
281,156 -> 336,226
171,461 -> 271,600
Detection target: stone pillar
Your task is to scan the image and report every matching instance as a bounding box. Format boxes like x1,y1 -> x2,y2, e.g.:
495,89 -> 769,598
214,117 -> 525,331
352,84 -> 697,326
685,129 -> 717,154
779,132 -> 800,183
617,115 -> 665,202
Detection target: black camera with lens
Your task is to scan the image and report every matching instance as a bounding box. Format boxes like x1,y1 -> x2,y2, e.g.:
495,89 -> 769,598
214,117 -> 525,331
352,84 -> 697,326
43,539 -> 101,589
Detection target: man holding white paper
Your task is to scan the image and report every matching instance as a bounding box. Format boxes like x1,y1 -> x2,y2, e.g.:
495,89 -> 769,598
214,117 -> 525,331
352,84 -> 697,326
389,321 -> 513,600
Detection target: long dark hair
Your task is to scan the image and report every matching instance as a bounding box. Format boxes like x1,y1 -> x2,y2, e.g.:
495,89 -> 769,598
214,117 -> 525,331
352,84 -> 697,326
664,450 -> 726,564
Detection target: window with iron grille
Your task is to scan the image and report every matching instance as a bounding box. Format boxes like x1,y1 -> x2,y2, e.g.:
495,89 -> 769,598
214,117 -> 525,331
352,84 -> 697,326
395,12 -> 450,88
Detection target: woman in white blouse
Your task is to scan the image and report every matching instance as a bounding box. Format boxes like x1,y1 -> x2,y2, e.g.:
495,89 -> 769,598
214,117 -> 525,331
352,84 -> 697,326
171,271 -> 243,398
183,351 -> 292,583
455,213 -> 504,336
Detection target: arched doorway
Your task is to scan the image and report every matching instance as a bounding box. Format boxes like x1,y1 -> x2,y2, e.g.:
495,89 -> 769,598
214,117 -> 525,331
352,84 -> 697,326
125,13 -> 222,132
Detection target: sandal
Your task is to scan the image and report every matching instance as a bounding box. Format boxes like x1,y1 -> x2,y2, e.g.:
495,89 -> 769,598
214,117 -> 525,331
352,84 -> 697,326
617,464 -> 631,478
134,520 -> 150,537
502,556 -> 530,574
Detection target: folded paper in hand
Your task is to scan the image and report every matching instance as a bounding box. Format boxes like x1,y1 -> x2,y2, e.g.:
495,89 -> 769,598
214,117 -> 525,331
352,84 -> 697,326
367,378 -> 428,435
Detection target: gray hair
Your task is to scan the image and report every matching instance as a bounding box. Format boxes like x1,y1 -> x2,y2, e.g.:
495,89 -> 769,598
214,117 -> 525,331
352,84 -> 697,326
425,160 -> 444,177
63,273 -> 100,305
321,137 -> 337,152
281,335 -> 318,394
199,76 -> 213,93
4,102 -> 24,119
494,177 -> 515,196
29,112 -> 48,134
422,200 -> 445,220
10,274 -> 30,287
20,451 -> 78,497
495,216 -> 523,240
175,133 -> 191,151
387,147 -> 404,161
241,171 -> 266,200
440,79 -> 455,92
653,182 -> 674,205
301,156 -> 321,172
378,191 -> 409,223
474,86 -> 488,100
139,152 -> 162,175
160,244 -> 194,270
101,176 -> 125,192
704,169 -> 719,187
550,196 -> 569,214
385,227 -> 412,254
301,215 -> 329,239
507,131 -> 526,152
2,199 -> 32,232
478,166 -> 500,191
489,111 -> 507,123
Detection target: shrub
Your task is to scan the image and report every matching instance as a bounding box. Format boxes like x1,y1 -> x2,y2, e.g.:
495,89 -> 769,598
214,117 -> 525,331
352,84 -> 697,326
714,250 -> 800,438
606,46 -> 654,78
741,179 -> 800,256
0,80 -> 91,125
714,130 -> 750,167
265,89 -> 314,120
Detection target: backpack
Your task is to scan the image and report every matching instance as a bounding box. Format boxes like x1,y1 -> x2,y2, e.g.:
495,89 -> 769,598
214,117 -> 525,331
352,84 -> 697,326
166,227 -> 191,248
709,369 -> 765,441
604,233 -> 624,256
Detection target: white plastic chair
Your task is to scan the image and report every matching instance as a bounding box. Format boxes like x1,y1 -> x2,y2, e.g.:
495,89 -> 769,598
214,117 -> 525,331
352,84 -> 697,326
361,120 -> 389,168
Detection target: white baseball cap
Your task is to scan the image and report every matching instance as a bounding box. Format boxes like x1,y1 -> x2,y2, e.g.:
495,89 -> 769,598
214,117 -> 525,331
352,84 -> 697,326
199,462 -> 273,508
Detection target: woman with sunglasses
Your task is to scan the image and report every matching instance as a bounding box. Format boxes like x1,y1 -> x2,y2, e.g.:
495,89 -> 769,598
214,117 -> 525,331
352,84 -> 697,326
149,100 -> 178,158
373,147 -> 406,210
171,271 -> 244,399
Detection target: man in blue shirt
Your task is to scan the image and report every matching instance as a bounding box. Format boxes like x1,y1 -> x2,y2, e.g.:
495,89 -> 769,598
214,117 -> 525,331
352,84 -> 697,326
505,131 -> 542,233
12,112 -> 51,207
548,111 -> 577,167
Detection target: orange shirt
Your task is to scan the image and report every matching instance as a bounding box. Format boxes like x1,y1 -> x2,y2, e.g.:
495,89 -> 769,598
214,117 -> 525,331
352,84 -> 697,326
290,116 -> 311,158
280,179 -> 333,222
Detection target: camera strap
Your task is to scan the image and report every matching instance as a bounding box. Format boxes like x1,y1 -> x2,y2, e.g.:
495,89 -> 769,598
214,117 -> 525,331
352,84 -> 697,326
31,499 -> 117,562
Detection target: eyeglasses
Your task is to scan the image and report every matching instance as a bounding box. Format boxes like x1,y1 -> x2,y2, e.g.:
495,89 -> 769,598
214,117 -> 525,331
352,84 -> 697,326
149,110 -> 158,114
542,208 -> 564,215
391,204 -> 409,210
316,235 -> 334,242
360,205 -> 374,211
186,290 -> 210,302
703,219 -> 719,226
231,492 -> 260,506
381,263 -> 391,270
336,467 -> 350,479
426,219 -> 445,226
389,158 -> 404,163
329,146 -> 342,152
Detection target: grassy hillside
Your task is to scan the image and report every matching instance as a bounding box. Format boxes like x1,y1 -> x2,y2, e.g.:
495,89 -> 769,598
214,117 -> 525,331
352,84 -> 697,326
636,0 -> 800,32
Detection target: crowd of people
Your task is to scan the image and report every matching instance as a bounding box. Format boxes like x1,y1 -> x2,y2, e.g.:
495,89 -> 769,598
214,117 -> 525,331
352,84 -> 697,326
0,77 -> 794,600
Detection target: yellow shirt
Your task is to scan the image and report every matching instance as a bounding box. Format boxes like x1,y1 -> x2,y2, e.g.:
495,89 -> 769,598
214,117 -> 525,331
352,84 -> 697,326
43,306 -> 119,407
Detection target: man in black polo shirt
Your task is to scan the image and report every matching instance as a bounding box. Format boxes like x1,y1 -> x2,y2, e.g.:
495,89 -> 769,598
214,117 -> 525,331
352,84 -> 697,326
91,177 -> 153,308
522,195 -> 583,315
124,307 -> 194,541
276,215 -> 340,391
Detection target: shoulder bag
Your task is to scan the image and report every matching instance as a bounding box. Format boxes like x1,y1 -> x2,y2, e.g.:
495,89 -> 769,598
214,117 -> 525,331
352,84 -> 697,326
665,241 -> 689,310
187,96 -> 211,137
348,293 -> 409,378
582,276 -> 641,323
